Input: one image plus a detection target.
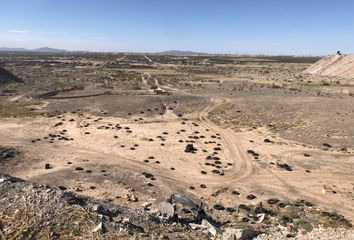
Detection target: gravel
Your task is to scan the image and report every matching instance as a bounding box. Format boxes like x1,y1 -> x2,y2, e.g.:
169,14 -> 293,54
255,228 -> 354,240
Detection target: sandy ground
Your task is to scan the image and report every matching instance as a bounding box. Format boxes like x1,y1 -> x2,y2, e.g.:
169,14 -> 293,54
304,54 -> 354,79
1,95 -> 353,223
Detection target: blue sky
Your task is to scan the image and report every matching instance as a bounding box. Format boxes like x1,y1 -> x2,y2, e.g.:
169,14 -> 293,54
0,0 -> 353,55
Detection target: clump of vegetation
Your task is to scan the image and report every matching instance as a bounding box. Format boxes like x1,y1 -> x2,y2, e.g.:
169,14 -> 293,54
0,101 -> 42,118
321,81 -> 330,86
208,103 -> 235,128
224,199 -> 352,236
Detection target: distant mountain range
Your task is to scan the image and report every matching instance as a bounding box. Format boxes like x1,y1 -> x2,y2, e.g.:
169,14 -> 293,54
0,47 -> 205,55
0,47 -> 68,53
159,50 -> 204,55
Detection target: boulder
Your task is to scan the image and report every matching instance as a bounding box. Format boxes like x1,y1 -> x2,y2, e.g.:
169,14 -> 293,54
158,201 -> 175,219
44,163 -> 52,169
190,219 -> 217,237
201,219 -> 217,236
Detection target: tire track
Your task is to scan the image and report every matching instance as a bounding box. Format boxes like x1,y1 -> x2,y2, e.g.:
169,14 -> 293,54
198,97 -> 254,183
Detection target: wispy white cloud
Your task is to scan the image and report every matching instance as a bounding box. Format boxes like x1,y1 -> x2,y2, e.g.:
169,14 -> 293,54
37,31 -> 70,36
8,30 -> 70,36
9,29 -> 30,34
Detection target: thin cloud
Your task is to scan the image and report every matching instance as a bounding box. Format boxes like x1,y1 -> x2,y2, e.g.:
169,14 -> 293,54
94,37 -> 108,41
37,31 -> 70,36
9,29 -> 30,34
9,30 -> 70,36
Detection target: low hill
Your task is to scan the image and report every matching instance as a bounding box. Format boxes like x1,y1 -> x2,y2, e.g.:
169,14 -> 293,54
160,50 -> 204,55
0,47 -> 68,53
32,47 -> 68,53
0,67 -> 23,85
304,54 -> 354,79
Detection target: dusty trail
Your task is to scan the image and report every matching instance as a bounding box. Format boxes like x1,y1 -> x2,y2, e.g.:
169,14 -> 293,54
8,95 -> 24,102
198,97 -> 254,184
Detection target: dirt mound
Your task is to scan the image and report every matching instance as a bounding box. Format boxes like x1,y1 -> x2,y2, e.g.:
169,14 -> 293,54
303,54 -> 354,79
0,67 -> 23,85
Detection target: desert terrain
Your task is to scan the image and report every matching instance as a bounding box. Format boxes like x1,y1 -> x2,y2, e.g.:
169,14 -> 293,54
0,52 -> 353,239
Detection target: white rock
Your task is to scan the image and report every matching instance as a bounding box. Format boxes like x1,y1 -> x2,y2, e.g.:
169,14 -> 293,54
158,201 -> 175,219
127,193 -> 138,202
189,223 -> 208,230
92,222 -> 105,234
201,219 -> 217,237
143,202 -> 152,208
257,213 -> 266,223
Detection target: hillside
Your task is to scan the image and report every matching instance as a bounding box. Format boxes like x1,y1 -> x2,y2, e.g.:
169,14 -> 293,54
0,67 -> 23,85
304,54 -> 354,79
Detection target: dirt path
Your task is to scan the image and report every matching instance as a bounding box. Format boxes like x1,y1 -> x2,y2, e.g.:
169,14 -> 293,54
8,95 -> 23,102
198,97 -> 254,183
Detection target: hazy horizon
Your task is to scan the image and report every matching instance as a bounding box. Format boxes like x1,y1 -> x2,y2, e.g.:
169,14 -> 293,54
0,0 -> 353,55
0,47 -> 334,57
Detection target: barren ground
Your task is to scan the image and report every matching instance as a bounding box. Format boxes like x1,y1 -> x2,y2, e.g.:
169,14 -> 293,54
0,53 -> 353,238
